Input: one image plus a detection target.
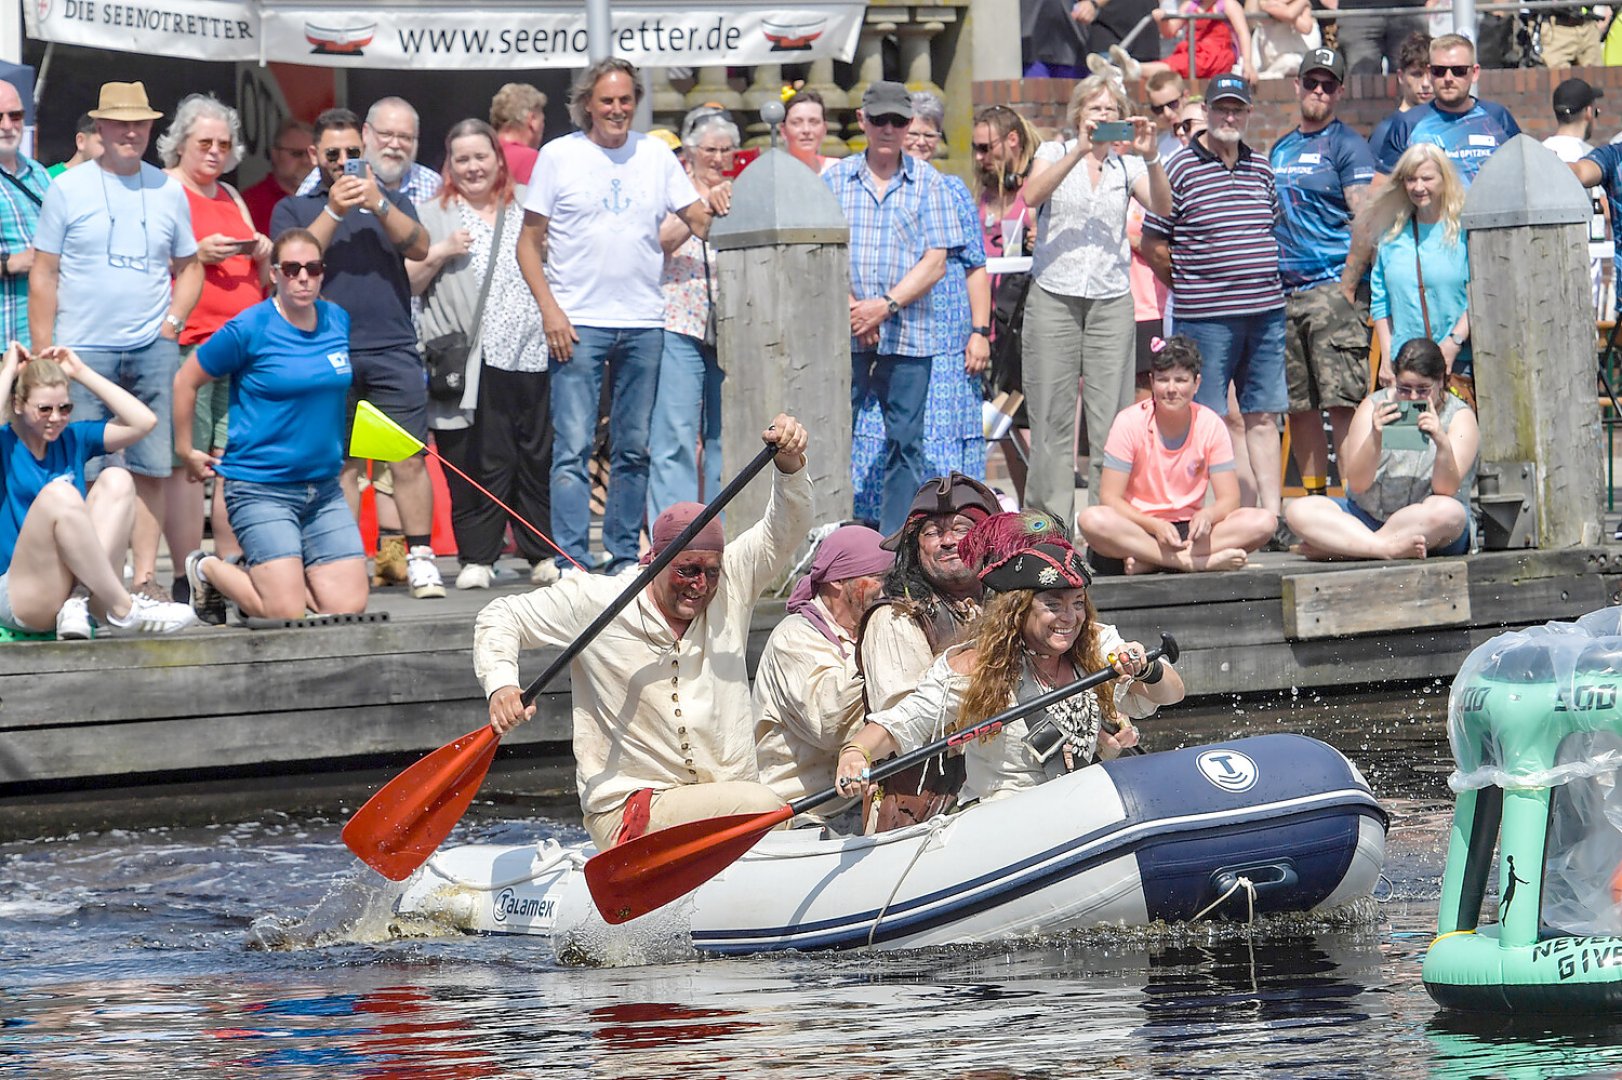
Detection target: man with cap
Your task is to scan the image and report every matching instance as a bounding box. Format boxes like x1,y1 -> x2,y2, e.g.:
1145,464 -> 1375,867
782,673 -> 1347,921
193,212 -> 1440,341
753,524 -> 893,832
1546,79 -> 1609,319
1269,48 -> 1377,507
474,414 -> 811,851
824,81 -> 968,536
1374,33 -> 1520,190
1141,75 -> 1288,529
30,81 -> 203,609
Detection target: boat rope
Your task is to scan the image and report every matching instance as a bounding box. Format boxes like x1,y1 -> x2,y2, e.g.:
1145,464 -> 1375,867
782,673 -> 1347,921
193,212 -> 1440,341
1190,874 -> 1257,926
422,841 -> 586,892
867,816 -> 949,949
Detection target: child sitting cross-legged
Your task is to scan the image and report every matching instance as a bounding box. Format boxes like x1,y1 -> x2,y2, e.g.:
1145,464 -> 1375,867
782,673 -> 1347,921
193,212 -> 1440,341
1077,335 -> 1276,574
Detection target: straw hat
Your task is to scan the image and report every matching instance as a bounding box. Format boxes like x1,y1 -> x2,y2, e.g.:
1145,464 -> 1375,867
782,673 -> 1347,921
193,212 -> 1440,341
88,82 -> 163,121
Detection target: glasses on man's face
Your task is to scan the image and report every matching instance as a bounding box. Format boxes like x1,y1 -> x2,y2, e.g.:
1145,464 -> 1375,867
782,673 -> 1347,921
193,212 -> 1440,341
277,260 -> 324,279
371,128 -> 417,146
1149,98 -> 1182,116
919,521 -> 973,543
1430,64 -> 1472,79
670,562 -> 721,583
0,110 -> 24,125
1301,76 -> 1340,95
194,136 -> 233,153
870,114 -> 910,129
30,402 -> 72,418
272,143 -> 307,157
324,146 -> 363,163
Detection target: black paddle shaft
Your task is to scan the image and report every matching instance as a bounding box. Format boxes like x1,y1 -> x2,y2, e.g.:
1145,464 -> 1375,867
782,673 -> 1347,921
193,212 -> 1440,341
790,632 -> 1179,816
518,440 -> 781,706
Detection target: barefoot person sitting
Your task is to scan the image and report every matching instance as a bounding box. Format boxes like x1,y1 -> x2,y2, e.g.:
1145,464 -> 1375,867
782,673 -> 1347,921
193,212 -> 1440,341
0,345 -> 198,637
1076,335 -> 1275,574
1285,337 -> 1477,561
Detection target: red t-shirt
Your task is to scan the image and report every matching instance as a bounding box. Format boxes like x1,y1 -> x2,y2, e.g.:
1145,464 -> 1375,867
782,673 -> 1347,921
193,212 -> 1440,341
1101,399 -> 1234,521
182,185 -> 264,346
241,174 -> 289,237
501,138 -> 538,184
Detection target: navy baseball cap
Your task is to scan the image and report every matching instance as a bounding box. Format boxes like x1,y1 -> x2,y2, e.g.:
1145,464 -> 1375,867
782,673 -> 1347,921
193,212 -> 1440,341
1205,74 -> 1252,107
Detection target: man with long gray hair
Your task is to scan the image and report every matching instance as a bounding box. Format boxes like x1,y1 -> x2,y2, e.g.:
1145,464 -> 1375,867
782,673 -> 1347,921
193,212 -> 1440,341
517,58 -> 730,577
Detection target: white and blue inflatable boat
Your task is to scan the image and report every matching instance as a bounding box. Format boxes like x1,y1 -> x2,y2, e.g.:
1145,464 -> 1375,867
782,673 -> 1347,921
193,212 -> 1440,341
395,733 -> 1387,954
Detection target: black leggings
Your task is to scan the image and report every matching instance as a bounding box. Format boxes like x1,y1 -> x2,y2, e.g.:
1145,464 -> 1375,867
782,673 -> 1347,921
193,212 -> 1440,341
434,366 -> 554,567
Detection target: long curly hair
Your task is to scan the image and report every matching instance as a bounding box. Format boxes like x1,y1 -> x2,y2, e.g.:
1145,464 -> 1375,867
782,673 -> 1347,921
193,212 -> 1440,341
955,588 -> 1116,740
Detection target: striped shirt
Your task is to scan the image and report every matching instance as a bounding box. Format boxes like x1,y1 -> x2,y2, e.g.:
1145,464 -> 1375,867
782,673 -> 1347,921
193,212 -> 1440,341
1143,137 -> 1283,320
824,152 -> 966,358
0,155 -> 48,347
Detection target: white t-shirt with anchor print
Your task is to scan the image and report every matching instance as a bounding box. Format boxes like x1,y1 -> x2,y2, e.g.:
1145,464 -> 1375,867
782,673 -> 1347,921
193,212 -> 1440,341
524,130 -> 700,328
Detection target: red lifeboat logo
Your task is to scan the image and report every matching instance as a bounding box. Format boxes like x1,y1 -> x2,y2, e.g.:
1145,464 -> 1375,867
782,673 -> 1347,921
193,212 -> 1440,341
305,19 -> 377,55
761,12 -> 826,51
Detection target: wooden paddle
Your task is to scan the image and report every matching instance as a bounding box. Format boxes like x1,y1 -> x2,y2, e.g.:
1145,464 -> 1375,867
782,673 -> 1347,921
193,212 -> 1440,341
585,632 -> 1180,923
342,439 -> 785,881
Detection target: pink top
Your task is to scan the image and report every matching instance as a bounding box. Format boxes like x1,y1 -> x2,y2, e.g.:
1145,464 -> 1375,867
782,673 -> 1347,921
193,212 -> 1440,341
1127,202 -> 1169,323
979,191 -> 1032,260
1102,399 -> 1234,521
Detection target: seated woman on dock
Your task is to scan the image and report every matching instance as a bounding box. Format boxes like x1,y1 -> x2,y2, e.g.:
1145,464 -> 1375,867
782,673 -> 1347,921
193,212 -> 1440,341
173,228 -> 369,622
1076,335 -> 1275,574
1285,337 -> 1478,561
835,514 -> 1184,809
0,344 -> 198,637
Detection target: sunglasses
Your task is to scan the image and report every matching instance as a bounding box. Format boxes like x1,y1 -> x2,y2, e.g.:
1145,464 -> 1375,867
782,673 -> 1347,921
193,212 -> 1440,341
1174,120 -> 1198,134
194,136 -> 233,152
1301,76 -> 1340,94
1149,99 -> 1182,115
1430,64 -> 1472,78
870,114 -> 910,129
670,563 -> 721,583
0,109 -> 23,124
277,260 -> 324,278
324,146 -> 363,163
31,402 -> 72,418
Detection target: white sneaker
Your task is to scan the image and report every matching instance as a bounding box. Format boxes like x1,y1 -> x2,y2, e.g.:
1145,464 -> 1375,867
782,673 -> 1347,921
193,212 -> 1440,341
56,596 -> 92,640
455,563 -> 493,590
408,546 -> 447,599
107,593 -> 198,634
529,561 -> 561,587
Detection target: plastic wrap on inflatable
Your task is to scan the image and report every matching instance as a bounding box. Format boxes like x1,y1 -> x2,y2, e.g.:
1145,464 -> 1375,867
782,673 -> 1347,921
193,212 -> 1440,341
1426,607 -> 1622,1013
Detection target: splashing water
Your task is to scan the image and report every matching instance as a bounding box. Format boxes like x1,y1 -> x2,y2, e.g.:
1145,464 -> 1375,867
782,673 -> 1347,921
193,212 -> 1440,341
246,868 -> 412,950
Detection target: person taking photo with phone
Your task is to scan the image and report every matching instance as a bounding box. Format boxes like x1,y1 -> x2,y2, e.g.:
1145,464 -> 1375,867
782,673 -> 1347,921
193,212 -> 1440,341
1284,337 -> 1477,561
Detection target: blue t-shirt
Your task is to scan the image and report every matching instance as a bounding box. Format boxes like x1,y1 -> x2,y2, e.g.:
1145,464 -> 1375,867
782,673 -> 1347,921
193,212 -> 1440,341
1375,99 -> 1521,187
197,299 -> 353,484
0,419 -> 107,573
32,163 -> 198,350
1270,120 -> 1376,293
269,188 -> 419,353
1581,143 -> 1622,309
1370,218 -> 1473,377
1368,112 -> 1399,163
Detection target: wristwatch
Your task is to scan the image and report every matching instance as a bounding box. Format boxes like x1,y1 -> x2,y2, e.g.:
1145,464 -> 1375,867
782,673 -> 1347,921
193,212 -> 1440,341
375,195 -> 392,218
1447,330 -> 1465,346
882,293 -> 900,316
971,325 -> 991,337
163,313 -> 184,334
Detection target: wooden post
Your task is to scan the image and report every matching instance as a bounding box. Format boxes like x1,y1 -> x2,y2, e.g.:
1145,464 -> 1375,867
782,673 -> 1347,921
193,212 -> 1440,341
710,148 -> 852,537
1462,135 -> 1605,549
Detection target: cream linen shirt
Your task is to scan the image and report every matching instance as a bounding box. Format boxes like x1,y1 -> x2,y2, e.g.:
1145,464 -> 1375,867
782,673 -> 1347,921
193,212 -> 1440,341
858,603 -> 940,714
473,466 -> 813,818
753,597 -> 866,804
866,624 -> 1157,806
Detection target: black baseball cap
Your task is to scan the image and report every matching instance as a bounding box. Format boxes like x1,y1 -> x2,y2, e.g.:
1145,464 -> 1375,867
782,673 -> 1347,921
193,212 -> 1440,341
1205,74 -> 1252,107
861,81 -> 913,121
1299,47 -> 1346,84
1554,77 -> 1602,118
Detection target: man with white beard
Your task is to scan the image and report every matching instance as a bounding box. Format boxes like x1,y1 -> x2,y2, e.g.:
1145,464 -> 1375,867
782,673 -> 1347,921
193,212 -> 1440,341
295,97 -> 440,206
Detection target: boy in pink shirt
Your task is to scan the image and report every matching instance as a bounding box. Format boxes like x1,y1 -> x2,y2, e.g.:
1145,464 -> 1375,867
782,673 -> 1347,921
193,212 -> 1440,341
1077,336 -> 1276,573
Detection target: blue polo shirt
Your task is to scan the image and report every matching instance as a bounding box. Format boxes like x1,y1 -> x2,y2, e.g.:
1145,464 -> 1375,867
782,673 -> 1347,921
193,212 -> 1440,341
1375,99 -> 1521,186
197,298 -> 353,484
269,187 -> 419,353
0,419 -> 107,573
1270,120 -> 1376,293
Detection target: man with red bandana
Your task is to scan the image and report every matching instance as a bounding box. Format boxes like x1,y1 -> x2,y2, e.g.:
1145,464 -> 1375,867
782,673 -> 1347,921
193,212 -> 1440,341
473,414 -> 810,851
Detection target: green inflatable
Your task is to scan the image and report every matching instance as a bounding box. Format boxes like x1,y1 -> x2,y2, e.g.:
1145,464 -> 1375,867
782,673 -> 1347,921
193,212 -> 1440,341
1426,608 -> 1622,1014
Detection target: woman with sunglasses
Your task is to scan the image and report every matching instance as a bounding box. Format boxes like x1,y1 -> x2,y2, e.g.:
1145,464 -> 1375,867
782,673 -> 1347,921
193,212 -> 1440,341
1285,336 -> 1477,561
173,228 -> 367,622
157,94 -> 267,600
0,343 -> 198,637
835,513 -> 1183,809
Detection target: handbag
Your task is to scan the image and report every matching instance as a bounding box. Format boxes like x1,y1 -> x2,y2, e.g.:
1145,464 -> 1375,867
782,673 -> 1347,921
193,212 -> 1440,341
424,205 -> 504,402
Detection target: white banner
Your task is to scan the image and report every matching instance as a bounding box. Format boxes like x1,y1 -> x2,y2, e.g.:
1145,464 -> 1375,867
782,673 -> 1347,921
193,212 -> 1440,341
26,0 -> 865,69
25,0 -> 260,63
258,1 -> 864,70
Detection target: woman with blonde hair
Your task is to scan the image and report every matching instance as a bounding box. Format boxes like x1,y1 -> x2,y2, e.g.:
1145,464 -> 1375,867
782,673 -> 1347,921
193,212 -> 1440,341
1367,142 -> 1472,401
835,513 -> 1183,809
1020,76 -> 1170,522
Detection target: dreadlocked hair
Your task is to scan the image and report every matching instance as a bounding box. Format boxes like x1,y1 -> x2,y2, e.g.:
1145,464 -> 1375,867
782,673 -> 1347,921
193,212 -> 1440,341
881,519 -> 943,612
954,588 -> 1115,741
959,509 -> 1067,576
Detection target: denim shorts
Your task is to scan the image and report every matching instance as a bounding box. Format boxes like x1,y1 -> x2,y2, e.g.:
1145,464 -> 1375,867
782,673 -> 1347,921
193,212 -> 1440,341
224,477 -> 366,569
0,572 -> 44,633
72,336 -> 182,479
1177,310 -> 1290,415
1338,496 -> 1471,557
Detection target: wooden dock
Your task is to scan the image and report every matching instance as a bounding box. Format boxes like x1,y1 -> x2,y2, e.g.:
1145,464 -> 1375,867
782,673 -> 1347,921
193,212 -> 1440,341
1,546 -> 1616,795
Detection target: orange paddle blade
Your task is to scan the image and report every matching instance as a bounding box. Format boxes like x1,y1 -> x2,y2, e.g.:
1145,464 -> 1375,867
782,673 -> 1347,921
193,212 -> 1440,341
585,804 -> 795,924
342,726 -> 501,881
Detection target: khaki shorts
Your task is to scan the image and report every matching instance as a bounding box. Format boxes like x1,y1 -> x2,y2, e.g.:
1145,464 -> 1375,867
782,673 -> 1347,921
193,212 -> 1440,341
173,343 -> 230,467
1284,282 -> 1372,413
583,780 -> 785,851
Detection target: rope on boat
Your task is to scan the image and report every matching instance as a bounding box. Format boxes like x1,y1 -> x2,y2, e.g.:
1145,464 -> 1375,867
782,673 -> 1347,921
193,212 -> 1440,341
422,840 -> 586,892
1190,874 -> 1257,927
867,816 -> 949,949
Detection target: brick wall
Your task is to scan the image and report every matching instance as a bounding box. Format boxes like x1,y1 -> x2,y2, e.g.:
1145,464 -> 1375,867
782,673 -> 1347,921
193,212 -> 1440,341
975,65 -> 1622,146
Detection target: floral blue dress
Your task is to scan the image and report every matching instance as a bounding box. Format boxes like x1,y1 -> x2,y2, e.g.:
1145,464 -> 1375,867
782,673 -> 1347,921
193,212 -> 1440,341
852,174 -> 988,521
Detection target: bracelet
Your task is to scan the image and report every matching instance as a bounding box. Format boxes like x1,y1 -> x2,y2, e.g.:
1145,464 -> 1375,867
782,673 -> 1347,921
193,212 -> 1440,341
323,205 -> 343,224
1143,153 -> 1161,165
1138,658 -> 1165,685
840,742 -> 872,766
